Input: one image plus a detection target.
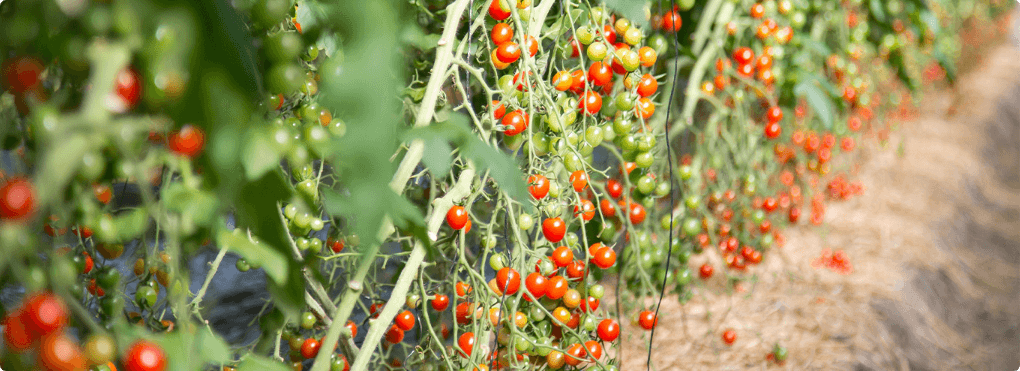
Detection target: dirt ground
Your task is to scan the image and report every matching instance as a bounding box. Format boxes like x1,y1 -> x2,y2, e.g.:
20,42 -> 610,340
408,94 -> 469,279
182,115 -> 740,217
618,25 -> 1020,371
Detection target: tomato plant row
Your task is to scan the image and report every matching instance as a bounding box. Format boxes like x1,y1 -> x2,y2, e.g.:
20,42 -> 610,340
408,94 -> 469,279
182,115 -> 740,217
0,0 -> 1010,370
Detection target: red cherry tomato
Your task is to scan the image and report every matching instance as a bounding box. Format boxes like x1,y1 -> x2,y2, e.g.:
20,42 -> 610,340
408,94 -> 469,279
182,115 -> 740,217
629,203 -> 646,224
551,246 -> 574,268
495,42 -> 521,64
636,74 -> 658,97
300,338 -> 321,358
637,310 -> 657,330
597,319 -> 620,341
722,329 -> 737,344
495,267 -> 520,295
167,125 -> 205,158
384,325 -> 404,344
524,272 -> 547,299
545,276 -> 568,299
606,179 -> 623,198
446,205 -> 469,230
457,332 -> 476,357
578,90 -> 602,115
591,246 -> 616,269
501,109 -> 529,136
491,23 -> 513,45
2,56 -> 44,93
542,217 -> 566,243
732,47 -> 755,65
114,68 -> 142,111
528,174 -> 549,199
568,171 -> 589,192
699,263 -> 714,279
22,292 -> 69,336
395,310 -> 415,331
0,178 -> 36,221
488,0 -> 511,20
431,294 -> 450,311
584,340 -> 603,360
587,62 -> 612,86
124,340 -> 167,371
38,333 -> 86,371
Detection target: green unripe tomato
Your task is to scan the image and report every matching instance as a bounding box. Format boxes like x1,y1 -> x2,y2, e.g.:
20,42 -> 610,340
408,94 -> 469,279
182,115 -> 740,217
309,218 -> 325,231
532,132 -> 551,155
514,337 -> 531,352
236,259 -> 250,272
582,315 -> 597,332
283,204 -> 298,220
620,50 -> 641,71
303,45 -> 320,62
636,134 -> 656,152
530,306 -> 546,322
654,181 -> 671,197
327,118 -> 347,137
599,223 -> 616,242
647,34 -> 669,56
490,254 -> 507,271
307,238 -> 323,254
100,295 -> 124,316
684,195 -> 700,210
678,0 -> 695,10
563,153 -> 583,172
564,233 -> 578,247
752,209 -> 766,223
519,213 -> 535,230
587,42 -> 608,61
660,215 -> 673,230
301,312 -> 317,329
617,134 -> 638,152
265,32 -> 303,63
135,285 -> 157,307
761,233 -> 774,249
498,75 -> 515,95
636,175 -> 656,194
589,7 -> 607,23
406,294 -> 421,309
537,259 -> 555,276
565,130 -> 580,147
615,92 -> 636,111
584,126 -> 604,145
297,179 -> 318,200
588,284 -> 605,299
576,26 -> 595,45
682,217 -> 700,237
635,151 -> 655,168
601,123 -> 616,142
577,141 -> 595,156
79,151 -> 105,182
482,235 -> 498,249
97,268 -> 121,290
675,268 -> 692,285
623,27 -> 642,45
547,181 -> 561,199
267,63 -> 303,95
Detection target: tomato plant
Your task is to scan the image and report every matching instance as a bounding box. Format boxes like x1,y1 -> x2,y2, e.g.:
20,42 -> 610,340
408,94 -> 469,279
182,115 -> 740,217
0,0 -> 1004,369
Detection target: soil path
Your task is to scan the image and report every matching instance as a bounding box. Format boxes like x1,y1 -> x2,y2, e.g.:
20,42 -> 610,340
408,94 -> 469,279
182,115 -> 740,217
622,41 -> 1020,371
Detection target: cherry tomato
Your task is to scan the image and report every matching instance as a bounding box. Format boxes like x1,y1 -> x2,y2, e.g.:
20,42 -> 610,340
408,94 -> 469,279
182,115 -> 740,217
528,174 -> 549,199
765,122 -> 781,139
591,246 -> 616,268
524,272 -> 547,299
457,332 -> 476,357
524,35 -> 539,57
573,199 -> 596,221
0,178 -> 35,221
722,329 -> 737,344
167,125 -> 205,158
3,309 -> 33,352
564,343 -> 585,366
636,74 -> 658,97
699,263 -> 714,279
488,0 -> 511,20
545,276 -> 568,299
552,71 -> 573,91
491,23 -> 513,45
637,310 -> 657,330
38,333 -> 86,371
395,310 -> 415,331
114,68 -> 142,111
551,246 -> 573,268
606,179 -> 623,198
568,171 -> 589,192
733,47 -> 755,65
384,325 -> 404,344
578,90 -> 602,115
501,109 -> 529,136
446,205 -> 469,230
495,267 -> 520,295
597,319 -> 620,341
346,320 -> 358,337
542,217 -> 566,242
629,203 -> 646,224
124,340 -> 167,371
2,56 -> 43,93
587,62 -> 612,86
662,11 -> 682,32
301,338 -> 321,358
431,294 -> 450,311
495,42 -> 521,64
584,340 -> 603,360
565,260 -> 587,280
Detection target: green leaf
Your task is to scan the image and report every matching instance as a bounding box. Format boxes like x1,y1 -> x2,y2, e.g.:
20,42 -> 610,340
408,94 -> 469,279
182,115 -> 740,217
316,32 -> 341,58
800,38 -> 832,57
233,172 -> 304,319
400,25 -> 442,50
794,78 -> 835,129
114,208 -> 151,241
217,229 -> 288,283
604,0 -> 648,28
389,192 -> 430,245
35,135 -> 90,205
463,138 -> 527,203
422,140 -> 453,179
242,127 -> 283,180
869,0 -> 887,23
238,355 -> 290,371
194,327 -> 231,364
296,0 -> 330,33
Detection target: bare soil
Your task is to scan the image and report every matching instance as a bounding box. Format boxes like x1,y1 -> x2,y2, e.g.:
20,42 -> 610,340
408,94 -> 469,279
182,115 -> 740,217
621,28 -> 1020,371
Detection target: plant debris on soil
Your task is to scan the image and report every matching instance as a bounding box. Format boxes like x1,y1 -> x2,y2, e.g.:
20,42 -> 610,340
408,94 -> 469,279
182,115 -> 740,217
616,17 -> 1020,371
